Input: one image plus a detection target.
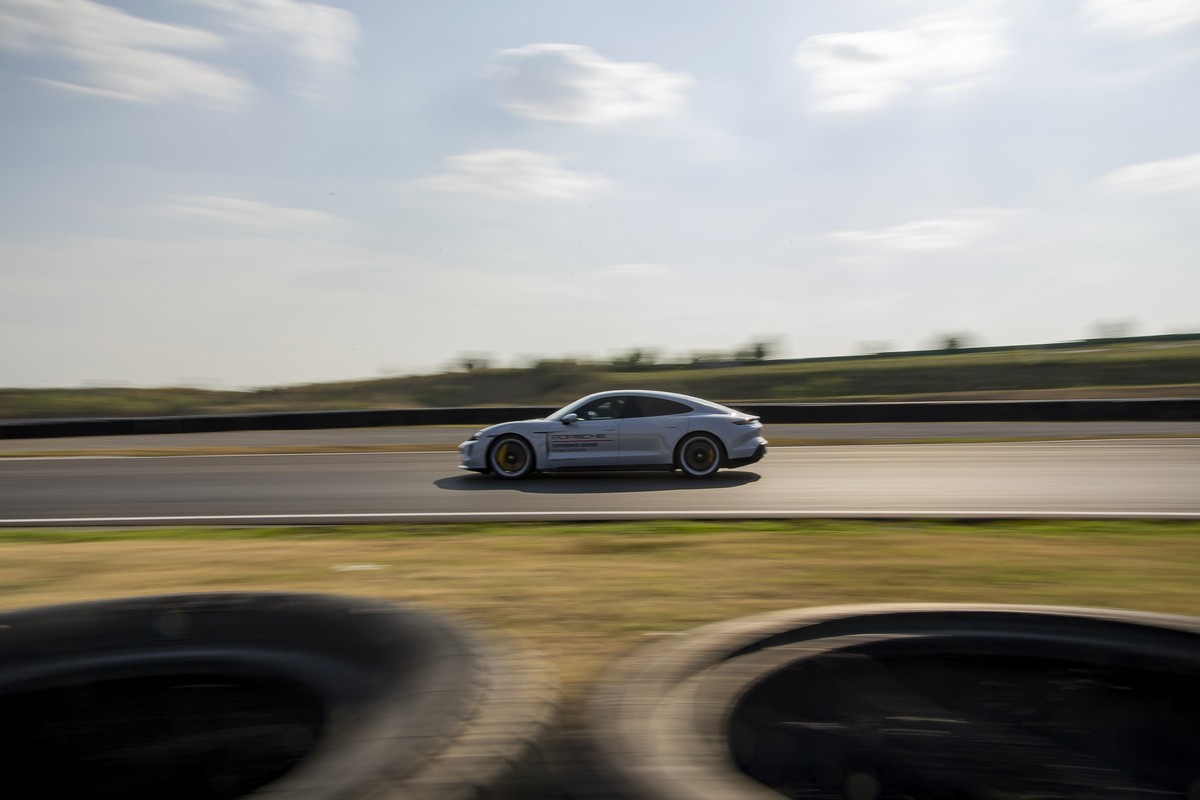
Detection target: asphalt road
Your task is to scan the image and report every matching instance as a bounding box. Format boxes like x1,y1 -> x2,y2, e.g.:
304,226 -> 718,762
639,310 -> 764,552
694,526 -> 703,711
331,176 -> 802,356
4,421 -> 1200,453
1,439 -> 1197,525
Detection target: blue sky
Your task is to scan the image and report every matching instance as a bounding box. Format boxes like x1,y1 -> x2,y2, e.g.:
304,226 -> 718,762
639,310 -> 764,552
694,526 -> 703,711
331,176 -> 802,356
2,0 -> 1198,388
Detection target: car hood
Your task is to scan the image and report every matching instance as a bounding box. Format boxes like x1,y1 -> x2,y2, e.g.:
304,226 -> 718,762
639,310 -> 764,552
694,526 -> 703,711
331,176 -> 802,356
475,418 -> 549,437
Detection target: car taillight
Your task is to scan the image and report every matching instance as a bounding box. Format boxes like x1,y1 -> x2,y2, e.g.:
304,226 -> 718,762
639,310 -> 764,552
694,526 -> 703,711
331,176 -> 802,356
733,416 -> 760,426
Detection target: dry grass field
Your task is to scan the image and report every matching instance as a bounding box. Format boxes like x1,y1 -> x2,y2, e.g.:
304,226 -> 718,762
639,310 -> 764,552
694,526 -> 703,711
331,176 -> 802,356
2,520 -> 1198,689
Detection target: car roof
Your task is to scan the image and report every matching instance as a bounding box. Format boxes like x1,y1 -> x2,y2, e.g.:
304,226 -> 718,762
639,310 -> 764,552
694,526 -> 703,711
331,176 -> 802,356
573,389 -> 734,414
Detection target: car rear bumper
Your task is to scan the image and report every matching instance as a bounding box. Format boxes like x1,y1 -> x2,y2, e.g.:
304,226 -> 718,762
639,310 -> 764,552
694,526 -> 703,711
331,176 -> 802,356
725,440 -> 767,468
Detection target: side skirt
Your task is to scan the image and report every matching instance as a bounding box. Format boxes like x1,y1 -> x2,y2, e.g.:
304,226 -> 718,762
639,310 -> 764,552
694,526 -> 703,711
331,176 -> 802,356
542,463 -> 675,474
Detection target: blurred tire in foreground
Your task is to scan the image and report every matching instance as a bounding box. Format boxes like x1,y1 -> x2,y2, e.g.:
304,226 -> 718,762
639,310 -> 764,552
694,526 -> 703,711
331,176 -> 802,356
0,592 -> 558,800
580,604 -> 1200,800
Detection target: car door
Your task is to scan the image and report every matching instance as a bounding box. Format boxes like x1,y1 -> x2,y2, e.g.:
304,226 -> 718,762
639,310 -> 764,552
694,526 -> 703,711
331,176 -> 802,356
618,396 -> 692,466
545,395 -> 625,469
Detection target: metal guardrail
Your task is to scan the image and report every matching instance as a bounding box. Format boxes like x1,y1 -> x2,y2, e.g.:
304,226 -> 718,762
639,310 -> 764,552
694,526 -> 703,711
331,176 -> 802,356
1,398 -> 1198,440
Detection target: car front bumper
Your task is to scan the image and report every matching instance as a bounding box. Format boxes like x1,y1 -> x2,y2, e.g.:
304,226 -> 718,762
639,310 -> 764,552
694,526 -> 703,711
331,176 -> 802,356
458,439 -> 489,472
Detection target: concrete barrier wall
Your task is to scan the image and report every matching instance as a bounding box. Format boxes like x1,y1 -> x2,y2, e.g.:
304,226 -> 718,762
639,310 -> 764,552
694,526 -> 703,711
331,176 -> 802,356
0,407 -> 557,440
2,398 -> 1197,440
741,398 -> 1200,424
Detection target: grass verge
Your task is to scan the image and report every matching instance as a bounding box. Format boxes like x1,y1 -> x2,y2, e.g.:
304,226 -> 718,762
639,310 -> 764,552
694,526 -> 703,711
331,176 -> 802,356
4,338 -> 1198,419
2,519 -> 1197,686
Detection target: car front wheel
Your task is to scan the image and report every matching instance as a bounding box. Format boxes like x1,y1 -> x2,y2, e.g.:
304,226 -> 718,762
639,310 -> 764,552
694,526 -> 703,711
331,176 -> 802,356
488,435 -> 536,479
677,434 -> 722,479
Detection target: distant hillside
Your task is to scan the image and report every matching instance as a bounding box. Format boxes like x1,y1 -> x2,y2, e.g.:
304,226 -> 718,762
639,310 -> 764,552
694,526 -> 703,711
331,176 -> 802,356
2,334 -> 1198,420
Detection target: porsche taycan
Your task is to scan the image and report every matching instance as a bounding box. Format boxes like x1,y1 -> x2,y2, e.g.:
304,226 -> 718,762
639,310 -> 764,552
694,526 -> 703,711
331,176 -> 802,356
458,390 -> 767,479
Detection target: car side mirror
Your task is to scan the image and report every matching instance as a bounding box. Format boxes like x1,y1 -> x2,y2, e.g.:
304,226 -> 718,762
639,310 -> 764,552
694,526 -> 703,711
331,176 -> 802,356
561,413 -> 579,425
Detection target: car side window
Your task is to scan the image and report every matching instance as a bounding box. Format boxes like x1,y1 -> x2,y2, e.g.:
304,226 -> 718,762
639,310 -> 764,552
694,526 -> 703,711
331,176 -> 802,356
636,397 -> 693,417
576,397 -> 627,420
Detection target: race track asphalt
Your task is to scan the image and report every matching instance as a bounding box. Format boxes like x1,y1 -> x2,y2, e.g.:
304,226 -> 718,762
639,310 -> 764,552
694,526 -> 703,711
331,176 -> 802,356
1,439 -> 1197,525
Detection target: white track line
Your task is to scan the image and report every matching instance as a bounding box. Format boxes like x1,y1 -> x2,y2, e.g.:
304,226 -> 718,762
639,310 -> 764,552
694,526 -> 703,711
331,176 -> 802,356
0,451 -> 452,462
3,510 -> 1200,525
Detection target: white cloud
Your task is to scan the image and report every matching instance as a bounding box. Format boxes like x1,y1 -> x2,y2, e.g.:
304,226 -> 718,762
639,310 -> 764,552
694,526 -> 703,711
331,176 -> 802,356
421,150 -> 611,200
1098,151 -> 1200,193
0,0 -> 359,107
794,6 -> 1010,113
829,208 -> 1015,250
184,0 -> 360,64
1082,0 -> 1200,37
0,0 -> 251,108
486,43 -> 692,123
156,195 -> 341,229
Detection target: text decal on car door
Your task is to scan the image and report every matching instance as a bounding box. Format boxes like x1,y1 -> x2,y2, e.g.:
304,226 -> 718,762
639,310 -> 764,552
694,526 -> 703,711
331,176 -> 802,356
550,433 -> 610,450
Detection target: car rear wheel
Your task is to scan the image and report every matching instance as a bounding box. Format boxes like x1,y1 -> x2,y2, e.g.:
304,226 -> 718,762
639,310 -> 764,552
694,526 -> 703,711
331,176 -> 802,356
677,434 -> 722,479
489,435 -> 535,480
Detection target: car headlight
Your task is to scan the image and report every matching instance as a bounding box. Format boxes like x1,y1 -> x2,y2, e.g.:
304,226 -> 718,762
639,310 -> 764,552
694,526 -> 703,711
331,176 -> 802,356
470,431 -> 482,441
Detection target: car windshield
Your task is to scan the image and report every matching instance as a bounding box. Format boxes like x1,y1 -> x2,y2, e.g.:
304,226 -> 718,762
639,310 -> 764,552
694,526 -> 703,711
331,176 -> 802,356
546,396 -> 599,421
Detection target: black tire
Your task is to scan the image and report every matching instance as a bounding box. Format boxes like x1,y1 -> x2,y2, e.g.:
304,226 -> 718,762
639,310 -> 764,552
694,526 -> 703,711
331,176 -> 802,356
579,603 -> 1200,800
0,592 -> 559,800
675,433 -> 723,478
488,435 -> 536,480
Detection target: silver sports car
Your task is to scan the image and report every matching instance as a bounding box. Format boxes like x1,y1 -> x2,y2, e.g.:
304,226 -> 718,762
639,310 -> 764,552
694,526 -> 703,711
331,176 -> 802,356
458,389 -> 767,479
